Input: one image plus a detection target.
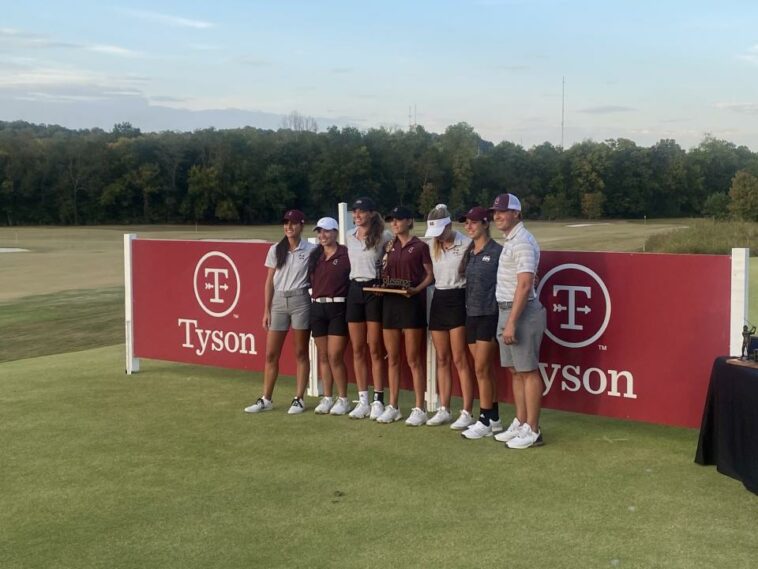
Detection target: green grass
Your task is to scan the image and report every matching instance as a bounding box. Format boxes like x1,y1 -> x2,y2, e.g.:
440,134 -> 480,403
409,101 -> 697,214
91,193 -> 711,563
644,219 -> 758,255
2,223 -> 757,568
1,345 -> 756,569
0,287 -> 124,363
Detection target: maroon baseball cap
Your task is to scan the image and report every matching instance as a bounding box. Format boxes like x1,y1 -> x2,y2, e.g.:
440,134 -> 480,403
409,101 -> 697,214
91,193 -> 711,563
457,206 -> 489,222
489,193 -> 522,212
282,209 -> 305,224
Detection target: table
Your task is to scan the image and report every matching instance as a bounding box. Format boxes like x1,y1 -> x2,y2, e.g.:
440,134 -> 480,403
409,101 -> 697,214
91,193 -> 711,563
695,357 -> 758,494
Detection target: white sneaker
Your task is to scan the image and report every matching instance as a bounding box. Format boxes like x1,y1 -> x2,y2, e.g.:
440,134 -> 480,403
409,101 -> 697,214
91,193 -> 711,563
376,405 -> 402,423
405,407 -> 428,427
244,397 -> 272,413
450,410 -> 474,430
314,396 -> 334,414
494,418 -> 522,442
287,397 -> 306,415
349,400 -> 371,419
427,407 -> 452,426
506,424 -> 544,449
461,420 -> 492,439
490,419 -> 504,434
369,400 -> 385,420
329,397 -> 350,416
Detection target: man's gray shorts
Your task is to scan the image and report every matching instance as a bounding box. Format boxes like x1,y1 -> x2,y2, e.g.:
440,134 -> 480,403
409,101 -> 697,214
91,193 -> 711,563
496,300 -> 546,372
270,289 -> 311,331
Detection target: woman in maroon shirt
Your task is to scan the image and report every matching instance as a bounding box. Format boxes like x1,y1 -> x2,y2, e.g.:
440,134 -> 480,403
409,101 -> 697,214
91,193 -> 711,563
308,217 -> 352,416
376,206 -> 434,426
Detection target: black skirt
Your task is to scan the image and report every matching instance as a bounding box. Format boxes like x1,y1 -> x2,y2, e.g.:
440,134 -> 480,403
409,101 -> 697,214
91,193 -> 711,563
429,288 -> 467,331
382,290 -> 427,330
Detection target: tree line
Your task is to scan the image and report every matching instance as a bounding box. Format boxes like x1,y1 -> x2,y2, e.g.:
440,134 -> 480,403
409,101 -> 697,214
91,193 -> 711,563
1,119 -> 757,226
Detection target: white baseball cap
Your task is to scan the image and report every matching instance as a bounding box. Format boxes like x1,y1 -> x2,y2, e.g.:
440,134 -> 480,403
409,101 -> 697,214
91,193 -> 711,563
424,216 -> 451,238
314,217 -> 339,231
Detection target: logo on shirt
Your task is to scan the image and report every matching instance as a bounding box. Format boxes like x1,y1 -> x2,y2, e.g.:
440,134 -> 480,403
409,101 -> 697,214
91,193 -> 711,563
332,258 -> 339,266
482,255 -> 491,262
193,251 -> 241,318
536,263 -> 610,349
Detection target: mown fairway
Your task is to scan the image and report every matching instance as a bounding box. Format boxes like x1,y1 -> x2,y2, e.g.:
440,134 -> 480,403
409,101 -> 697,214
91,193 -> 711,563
1,222 -> 757,569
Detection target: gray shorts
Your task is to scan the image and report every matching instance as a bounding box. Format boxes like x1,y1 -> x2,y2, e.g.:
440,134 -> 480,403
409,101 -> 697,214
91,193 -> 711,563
270,289 -> 311,331
496,300 -> 546,372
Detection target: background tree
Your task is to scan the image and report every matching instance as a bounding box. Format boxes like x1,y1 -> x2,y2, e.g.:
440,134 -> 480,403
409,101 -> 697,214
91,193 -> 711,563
728,170 -> 758,221
581,192 -> 606,219
702,193 -> 730,219
1,120 -> 757,226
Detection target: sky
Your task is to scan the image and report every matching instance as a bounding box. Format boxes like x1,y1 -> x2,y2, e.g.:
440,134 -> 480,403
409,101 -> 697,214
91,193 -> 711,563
1,0 -> 757,149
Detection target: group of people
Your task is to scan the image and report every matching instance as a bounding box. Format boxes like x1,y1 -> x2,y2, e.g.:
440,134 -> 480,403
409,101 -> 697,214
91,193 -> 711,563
244,193 -> 547,450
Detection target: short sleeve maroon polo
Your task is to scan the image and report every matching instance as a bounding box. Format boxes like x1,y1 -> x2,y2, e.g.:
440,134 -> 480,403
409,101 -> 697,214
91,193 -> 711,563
311,245 -> 351,298
383,236 -> 432,287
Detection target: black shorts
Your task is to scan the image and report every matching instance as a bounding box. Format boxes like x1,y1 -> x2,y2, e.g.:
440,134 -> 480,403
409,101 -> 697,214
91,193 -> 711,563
346,280 -> 384,323
382,291 -> 427,330
429,288 -> 466,331
466,314 -> 498,344
310,301 -> 348,337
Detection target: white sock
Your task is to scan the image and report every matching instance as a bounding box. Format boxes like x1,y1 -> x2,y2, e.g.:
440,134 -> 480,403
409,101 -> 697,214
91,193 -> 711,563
359,391 -> 369,405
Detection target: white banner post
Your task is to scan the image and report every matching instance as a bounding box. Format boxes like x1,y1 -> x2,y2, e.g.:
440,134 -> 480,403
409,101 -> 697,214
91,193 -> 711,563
425,284 -> 438,413
124,234 -> 140,374
730,248 -> 750,357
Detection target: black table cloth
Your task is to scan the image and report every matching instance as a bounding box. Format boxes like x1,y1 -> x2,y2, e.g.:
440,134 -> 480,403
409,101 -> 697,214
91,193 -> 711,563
695,357 -> 758,494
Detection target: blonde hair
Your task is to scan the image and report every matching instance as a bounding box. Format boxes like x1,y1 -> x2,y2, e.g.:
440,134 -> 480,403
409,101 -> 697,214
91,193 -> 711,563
427,203 -> 452,261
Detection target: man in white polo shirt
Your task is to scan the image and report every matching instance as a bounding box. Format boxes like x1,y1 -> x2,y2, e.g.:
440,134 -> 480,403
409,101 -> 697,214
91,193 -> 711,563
490,193 -> 547,449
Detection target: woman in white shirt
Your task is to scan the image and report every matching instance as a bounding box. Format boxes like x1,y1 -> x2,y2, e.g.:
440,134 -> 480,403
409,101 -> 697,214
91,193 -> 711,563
344,197 -> 393,419
244,209 -> 316,415
424,204 -> 475,429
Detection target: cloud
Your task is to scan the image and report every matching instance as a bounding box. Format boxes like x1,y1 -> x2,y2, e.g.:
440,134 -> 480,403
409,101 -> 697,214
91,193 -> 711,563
87,44 -> 143,58
578,105 -> 636,114
0,27 -> 77,50
0,62 -> 148,94
150,95 -> 189,103
715,102 -> 758,115
1,28 -> 143,59
235,56 -> 270,67
122,9 -> 215,29
737,44 -> 758,65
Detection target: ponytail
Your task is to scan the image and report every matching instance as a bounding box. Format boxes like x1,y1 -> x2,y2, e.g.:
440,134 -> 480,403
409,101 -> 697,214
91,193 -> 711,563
364,211 -> 384,250
458,239 -> 476,275
380,236 -> 398,281
308,244 -> 324,275
274,237 -> 289,269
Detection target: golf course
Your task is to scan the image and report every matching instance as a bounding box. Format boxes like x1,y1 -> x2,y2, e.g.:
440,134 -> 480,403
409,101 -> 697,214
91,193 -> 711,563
2,221 -> 757,569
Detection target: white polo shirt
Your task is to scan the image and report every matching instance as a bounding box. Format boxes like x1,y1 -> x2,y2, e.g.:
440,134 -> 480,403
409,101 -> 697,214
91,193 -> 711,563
264,239 -> 316,292
495,222 -> 539,303
346,227 -> 393,281
429,230 -> 471,290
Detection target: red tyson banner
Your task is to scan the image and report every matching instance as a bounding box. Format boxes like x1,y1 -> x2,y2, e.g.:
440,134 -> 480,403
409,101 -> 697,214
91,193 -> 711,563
131,240 -> 731,428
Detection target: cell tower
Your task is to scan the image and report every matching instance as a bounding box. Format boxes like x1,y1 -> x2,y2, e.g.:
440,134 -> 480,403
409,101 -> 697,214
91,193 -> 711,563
408,105 -> 418,131
561,76 -> 565,149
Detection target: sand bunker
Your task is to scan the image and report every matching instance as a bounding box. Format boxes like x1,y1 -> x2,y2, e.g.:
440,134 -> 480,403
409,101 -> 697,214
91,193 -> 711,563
565,223 -> 611,228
